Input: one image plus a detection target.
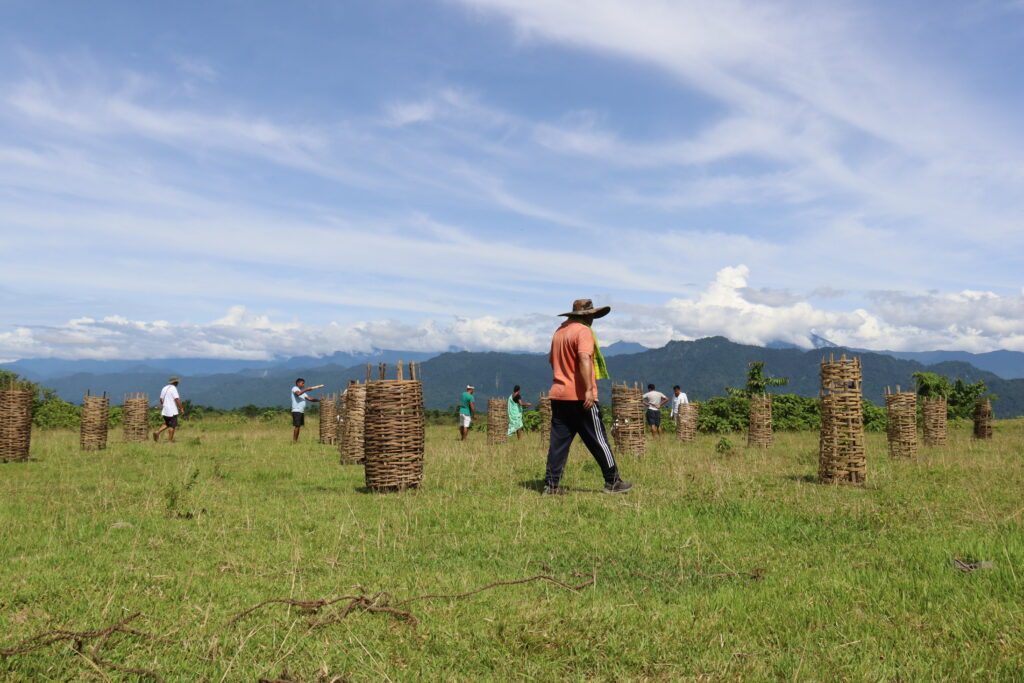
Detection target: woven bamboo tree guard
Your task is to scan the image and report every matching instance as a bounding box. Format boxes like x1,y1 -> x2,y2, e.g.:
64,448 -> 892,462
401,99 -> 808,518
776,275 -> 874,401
80,391 -> 110,451
363,361 -> 424,492
818,355 -> 866,485
747,394 -> 772,448
921,398 -> 948,447
319,393 -> 338,445
338,383 -> 366,465
973,398 -> 993,440
0,387 -> 33,462
487,397 -> 508,445
884,387 -> 917,458
675,402 -> 699,442
538,392 -> 551,446
122,393 -> 149,443
612,381 -> 645,457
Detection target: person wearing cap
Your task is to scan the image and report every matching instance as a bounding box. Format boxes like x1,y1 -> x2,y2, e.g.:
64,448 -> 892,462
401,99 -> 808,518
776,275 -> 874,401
458,385 -> 476,441
543,299 -> 632,495
291,378 -> 321,442
153,376 -> 184,443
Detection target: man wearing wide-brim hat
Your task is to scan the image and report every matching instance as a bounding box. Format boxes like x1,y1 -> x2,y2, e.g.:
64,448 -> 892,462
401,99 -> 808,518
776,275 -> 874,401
542,299 -> 632,495
153,376 -> 184,443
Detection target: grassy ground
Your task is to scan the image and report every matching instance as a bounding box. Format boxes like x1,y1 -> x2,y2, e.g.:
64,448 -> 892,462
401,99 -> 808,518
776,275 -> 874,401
1,416 -> 1023,681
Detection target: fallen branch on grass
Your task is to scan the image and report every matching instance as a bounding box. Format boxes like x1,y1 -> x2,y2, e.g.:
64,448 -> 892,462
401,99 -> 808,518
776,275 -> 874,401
229,571 -> 598,629
0,611 -> 166,682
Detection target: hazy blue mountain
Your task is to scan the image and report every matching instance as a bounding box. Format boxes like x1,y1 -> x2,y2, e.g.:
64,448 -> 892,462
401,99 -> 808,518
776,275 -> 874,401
869,349 -> 1024,380
29,337 -> 1024,418
1,348 -> 446,380
601,341 -> 649,356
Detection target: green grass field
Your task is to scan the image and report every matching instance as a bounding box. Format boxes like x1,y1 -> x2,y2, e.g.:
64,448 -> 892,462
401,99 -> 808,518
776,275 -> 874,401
2,417 -> 1023,681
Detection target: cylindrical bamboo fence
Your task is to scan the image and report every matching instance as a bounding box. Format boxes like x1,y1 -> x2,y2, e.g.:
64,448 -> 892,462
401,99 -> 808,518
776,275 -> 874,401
80,391 -> 110,451
122,393 -> 149,443
747,394 -> 772,448
339,383 -> 366,465
538,392 -> 551,447
0,386 -> 33,462
884,387 -> 917,458
363,361 -> 425,492
973,398 -> 993,440
612,381 -> 645,457
319,393 -> 338,445
818,355 -> 866,485
675,402 -> 698,443
487,397 -> 508,445
921,397 -> 948,447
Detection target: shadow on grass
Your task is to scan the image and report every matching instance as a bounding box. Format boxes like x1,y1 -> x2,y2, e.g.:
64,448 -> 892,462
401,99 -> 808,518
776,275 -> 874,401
353,485 -> 423,495
784,474 -> 819,483
518,480 -> 604,494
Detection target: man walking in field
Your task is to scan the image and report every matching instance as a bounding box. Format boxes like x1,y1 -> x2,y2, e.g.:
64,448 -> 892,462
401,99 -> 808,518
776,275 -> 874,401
543,299 -> 631,495
291,378 -> 321,442
458,385 -> 476,441
642,383 -> 669,437
153,376 -> 183,443
669,385 -> 689,421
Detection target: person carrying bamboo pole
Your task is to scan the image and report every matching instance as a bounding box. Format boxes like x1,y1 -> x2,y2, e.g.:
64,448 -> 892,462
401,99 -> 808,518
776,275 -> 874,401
542,299 -> 632,495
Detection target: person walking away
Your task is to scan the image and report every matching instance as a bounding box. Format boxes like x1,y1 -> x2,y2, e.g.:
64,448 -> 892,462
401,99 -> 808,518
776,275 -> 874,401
458,385 -> 476,441
670,385 -> 689,422
642,383 -> 669,437
543,299 -> 632,495
291,378 -> 321,442
507,385 -> 532,439
153,376 -> 184,443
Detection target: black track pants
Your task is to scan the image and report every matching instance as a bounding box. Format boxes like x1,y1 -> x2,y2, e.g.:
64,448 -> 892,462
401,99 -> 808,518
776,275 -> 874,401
545,400 -> 620,488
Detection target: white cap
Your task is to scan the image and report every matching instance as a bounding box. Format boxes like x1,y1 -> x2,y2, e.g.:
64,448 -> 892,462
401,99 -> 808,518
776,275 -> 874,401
466,385 -> 475,390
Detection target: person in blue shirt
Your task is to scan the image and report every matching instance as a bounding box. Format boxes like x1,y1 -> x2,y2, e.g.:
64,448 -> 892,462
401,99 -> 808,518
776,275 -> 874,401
291,378 -> 321,442
458,385 -> 476,441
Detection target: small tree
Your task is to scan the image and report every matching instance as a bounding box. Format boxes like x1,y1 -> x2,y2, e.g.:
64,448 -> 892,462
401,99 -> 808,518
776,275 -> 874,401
728,362 -> 788,448
949,378 -> 995,420
727,361 -> 789,397
911,371 -> 951,399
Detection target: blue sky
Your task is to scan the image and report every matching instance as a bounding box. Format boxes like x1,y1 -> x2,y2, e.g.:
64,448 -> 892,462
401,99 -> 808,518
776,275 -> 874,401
2,0 -> 1024,360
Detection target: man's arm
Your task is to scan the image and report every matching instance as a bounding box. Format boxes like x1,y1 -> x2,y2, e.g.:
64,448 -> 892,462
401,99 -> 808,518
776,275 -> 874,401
579,352 -> 597,409
470,398 -> 476,417
659,395 -> 669,408
175,397 -> 184,416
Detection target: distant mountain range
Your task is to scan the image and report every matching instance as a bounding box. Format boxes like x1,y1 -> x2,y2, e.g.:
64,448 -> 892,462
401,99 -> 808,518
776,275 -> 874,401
7,337 -> 1023,418
2,348 -> 445,381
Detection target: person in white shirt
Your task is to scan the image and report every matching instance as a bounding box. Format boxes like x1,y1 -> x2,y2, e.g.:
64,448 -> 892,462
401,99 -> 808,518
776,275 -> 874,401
291,378 -> 321,442
670,385 -> 689,419
641,383 -> 669,437
153,376 -> 184,443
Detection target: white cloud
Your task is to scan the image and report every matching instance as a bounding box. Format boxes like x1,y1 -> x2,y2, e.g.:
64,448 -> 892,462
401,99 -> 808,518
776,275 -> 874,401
7,270 -> 1024,361
0,306 -> 549,361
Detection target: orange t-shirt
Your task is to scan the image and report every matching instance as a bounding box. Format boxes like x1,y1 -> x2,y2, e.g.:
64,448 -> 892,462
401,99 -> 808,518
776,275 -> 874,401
548,320 -> 597,401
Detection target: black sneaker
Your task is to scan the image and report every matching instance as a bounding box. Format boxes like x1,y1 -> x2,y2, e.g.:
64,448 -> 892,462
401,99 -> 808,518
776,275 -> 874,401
542,485 -> 568,496
603,479 -> 633,494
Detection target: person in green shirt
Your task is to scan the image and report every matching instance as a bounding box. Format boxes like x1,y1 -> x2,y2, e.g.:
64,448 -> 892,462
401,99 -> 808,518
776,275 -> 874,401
458,385 -> 476,441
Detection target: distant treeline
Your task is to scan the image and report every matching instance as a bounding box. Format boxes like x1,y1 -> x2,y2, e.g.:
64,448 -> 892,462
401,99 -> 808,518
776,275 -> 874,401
4,370 -> 993,433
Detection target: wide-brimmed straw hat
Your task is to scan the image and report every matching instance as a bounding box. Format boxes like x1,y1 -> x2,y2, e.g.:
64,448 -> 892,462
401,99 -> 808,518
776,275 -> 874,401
558,298 -> 610,319
168,376 -> 180,384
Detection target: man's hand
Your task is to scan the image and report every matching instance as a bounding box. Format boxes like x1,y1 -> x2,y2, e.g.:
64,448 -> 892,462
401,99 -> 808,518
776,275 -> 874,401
579,352 -> 597,409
